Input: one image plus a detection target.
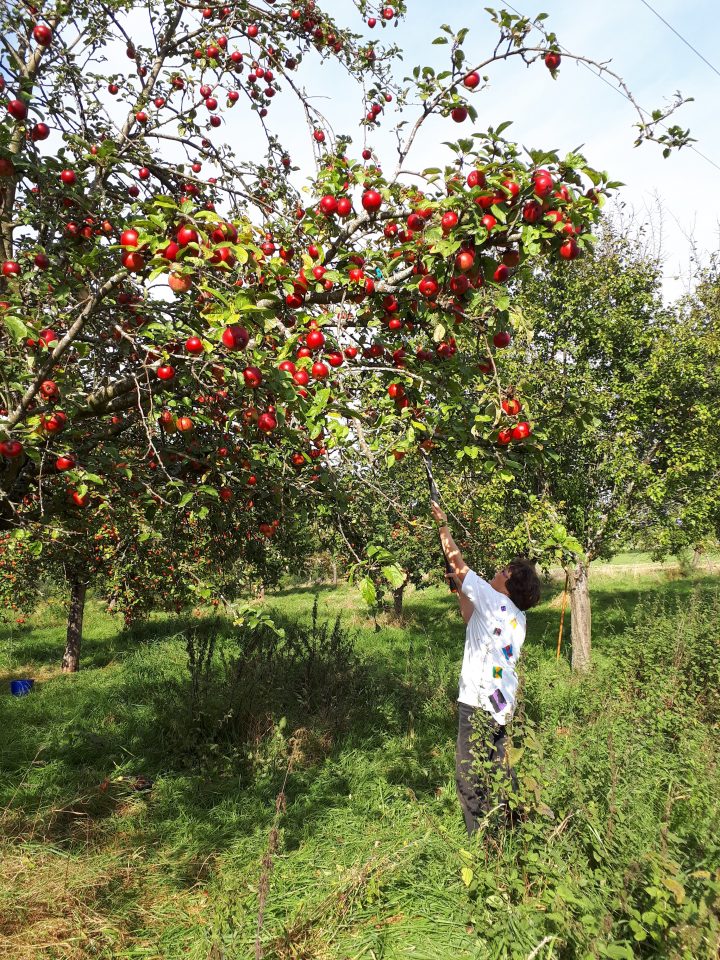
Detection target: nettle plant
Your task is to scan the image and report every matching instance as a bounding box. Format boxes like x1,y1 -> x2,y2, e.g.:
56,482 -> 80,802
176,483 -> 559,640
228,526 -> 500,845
0,2 -> 687,665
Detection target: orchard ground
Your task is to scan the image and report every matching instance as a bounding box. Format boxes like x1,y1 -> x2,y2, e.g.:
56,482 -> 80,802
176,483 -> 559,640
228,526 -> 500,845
1,559 -> 719,960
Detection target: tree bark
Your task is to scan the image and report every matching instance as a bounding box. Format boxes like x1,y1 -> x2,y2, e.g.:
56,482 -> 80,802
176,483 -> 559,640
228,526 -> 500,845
566,561 -> 592,674
392,584 -> 405,618
62,578 -> 87,673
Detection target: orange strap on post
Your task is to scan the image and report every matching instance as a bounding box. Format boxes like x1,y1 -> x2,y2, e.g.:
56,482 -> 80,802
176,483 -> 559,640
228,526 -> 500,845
556,572 -> 569,661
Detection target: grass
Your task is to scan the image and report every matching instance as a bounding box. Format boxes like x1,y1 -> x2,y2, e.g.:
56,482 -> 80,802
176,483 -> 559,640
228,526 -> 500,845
1,568 -> 719,959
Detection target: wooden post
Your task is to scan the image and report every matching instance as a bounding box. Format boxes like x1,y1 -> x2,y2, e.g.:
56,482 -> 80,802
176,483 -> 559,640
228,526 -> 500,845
556,572 -> 569,661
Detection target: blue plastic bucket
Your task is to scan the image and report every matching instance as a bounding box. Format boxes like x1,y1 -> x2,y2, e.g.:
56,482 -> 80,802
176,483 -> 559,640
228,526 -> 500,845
10,679 -> 35,697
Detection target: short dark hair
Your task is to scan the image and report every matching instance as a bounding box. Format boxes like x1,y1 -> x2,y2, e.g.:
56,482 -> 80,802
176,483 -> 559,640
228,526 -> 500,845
505,558 -> 541,611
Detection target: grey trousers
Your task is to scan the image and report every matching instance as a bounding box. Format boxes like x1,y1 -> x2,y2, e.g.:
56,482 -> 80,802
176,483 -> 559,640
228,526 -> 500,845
455,701 -> 519,835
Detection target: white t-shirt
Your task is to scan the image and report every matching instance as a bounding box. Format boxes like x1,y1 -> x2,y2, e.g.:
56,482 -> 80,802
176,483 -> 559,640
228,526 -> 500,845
458,569 -> 526,725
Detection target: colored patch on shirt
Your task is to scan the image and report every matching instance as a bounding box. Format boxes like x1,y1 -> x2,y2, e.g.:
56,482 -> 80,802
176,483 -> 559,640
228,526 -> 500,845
500,605 -> 507,612
509,617 -> 518,629
489,688 -> 508,713
494,627 -> 502,636
502,644 -> 513,661
493,666 -> 503,678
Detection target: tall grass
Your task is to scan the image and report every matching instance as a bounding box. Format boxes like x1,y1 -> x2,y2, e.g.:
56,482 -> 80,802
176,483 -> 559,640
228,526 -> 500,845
0,572 -> 718,959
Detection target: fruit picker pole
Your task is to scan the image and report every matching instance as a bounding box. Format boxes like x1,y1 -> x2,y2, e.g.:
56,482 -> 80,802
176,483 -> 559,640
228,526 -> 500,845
420,449 -> 457,594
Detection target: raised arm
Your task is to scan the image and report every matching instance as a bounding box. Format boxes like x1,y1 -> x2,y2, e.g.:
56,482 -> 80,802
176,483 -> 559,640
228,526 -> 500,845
430,501 -> 470,585
449,573 -> 475,624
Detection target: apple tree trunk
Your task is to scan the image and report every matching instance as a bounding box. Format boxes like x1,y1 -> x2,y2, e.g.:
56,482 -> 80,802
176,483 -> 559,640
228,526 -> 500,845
392,585 -> 405,618
567,561 -> 592,674
61,578 -> 87,673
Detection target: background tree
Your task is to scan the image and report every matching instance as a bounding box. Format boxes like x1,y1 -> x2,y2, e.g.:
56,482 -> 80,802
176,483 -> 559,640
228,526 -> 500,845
503,224 -> 720,672
639,259 -> 720,562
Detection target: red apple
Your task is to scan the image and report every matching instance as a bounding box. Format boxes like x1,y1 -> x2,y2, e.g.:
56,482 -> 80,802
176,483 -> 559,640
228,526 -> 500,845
0,440 -> 23,458
451,105 -> 468,123
522,200 -> 543,223
31,122 -> 50,141
511,421 -> 531,440
120,229 -> 139,248
257,411 -> 277,433
306,329 -> 325,350
160,241 -> 180,261
497,428 -> 512,446
42,411 -> 67,433
362,188 -> 382,211
467,169 -> 486,188
185,336 -> 203,354
493,264 -> 509,283
221,324 -> 249,350
493,331 -> 511,348
40,379 -> 59,398
2,260 -> 20,277
502,398 -> 522,416
463,71 -> 480,89
311,360 -> 329,379
544,51 -> 561,70
7,99 -> 28,121
169,272 -> 192,293
533,172 -> 554,198
455,249 -> 475,272
156,364 -> 176,380
122,251 -> 144,272
559,238 -> 579,260
243,365 -> 263,388
32,23 -> 53,45
60,169 -> 76,186
56,454 -> 75,471
177,226 -> 199,246
418,275 -> 439,299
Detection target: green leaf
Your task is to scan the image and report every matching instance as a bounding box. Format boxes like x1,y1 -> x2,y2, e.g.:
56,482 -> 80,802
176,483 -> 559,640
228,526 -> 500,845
381,564 -> 406,588
359,576 -> 377,608
461,866 -> 474,887
599,947 -> 634,960
3,315 -> 28,342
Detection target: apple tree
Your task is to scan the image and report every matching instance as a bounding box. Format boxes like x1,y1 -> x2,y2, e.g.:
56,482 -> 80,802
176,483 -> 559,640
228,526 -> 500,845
0,2 -> 689,667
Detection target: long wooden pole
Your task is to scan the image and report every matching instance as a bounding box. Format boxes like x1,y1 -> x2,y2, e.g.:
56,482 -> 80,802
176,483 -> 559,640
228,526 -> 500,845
556,572 -> 569,661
